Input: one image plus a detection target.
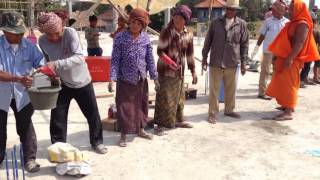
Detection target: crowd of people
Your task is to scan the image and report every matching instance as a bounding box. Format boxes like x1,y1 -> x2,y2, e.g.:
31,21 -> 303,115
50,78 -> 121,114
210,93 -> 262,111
0,0 -> 319,174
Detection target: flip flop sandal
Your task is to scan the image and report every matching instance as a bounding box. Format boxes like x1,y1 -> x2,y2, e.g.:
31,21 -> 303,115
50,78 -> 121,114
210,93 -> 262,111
154,127 -> 167,136
313,79 -> 320,84
25,160 -> 40,173
175,122 -> 193,128
138,132 -> 153,140
272,115 -> 293,121
93,144 -> 108,154
257,95 -> 272,100
207,115 -> 217,124
118,139 -> 127,147
224,112 -> 241,119
275,107 -> 295,112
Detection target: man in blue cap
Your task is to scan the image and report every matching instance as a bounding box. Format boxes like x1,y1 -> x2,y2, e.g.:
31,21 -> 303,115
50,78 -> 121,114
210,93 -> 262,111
0,11 -> 44,172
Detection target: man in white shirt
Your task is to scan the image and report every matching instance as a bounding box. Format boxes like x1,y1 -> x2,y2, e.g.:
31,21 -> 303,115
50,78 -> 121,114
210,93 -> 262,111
251,0 -> 289,100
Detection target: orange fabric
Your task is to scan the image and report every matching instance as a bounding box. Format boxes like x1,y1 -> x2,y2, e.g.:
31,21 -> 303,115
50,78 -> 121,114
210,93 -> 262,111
268,0 -> 320,62
266,0 -> 320,109
266,58 -> 301,108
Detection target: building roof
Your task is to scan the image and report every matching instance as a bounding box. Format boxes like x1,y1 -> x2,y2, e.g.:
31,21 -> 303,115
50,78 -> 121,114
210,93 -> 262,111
194,0 -> 226,8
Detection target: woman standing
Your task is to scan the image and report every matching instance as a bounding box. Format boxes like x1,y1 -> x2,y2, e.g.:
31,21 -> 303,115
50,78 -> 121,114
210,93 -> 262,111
154,5 -> 197,135
38,13 -> 107,154
110,8 -> 158,147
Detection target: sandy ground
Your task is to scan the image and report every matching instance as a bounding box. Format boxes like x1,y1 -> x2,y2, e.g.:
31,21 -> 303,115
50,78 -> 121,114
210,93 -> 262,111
0,32 -> 320,180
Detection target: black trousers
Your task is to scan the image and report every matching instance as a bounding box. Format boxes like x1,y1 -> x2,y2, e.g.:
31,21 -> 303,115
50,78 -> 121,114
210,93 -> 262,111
87,47 -> 103,56
0,100 -> 37,164
50,83 -> 103,147
300,62 -> 312,81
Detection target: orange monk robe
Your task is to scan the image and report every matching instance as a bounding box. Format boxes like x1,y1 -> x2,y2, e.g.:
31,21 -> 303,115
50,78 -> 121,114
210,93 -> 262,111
266,0 -> 320,109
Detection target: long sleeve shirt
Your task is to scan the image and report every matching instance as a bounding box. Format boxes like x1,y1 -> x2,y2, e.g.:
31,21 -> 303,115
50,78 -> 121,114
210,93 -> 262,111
202,16 -> 249,68
39,27 -> 92,88
110,30 -> 157,85
157,25 -> 195,78
0,36 -> 44,112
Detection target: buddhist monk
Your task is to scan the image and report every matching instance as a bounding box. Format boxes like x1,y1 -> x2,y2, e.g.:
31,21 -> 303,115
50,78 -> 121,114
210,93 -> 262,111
266,0 -> 320,120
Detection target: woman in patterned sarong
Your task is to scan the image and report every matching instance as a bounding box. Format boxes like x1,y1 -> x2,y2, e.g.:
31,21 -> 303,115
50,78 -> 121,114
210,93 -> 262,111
110,8 -> 158,147
154,5 -> 197,135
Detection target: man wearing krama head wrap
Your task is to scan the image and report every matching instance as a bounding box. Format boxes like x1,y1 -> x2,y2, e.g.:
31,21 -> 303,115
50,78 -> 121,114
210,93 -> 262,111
37,12 -> 108,154
251,0 -> 289,100
266,0 -> 320,120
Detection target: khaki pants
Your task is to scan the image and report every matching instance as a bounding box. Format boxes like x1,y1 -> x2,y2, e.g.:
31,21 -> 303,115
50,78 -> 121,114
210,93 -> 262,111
208,67 -> 237,115
258,53 -> 273,96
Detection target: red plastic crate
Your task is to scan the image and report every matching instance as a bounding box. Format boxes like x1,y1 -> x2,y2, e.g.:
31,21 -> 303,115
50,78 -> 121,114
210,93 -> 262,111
85,56 -> 111,82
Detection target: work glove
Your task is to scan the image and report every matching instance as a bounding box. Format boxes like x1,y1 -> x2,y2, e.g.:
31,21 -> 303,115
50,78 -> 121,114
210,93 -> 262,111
251,45 -> 260,59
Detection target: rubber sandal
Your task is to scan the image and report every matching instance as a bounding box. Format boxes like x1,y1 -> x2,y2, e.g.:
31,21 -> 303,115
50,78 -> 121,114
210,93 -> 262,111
175,122 -> 193,128
257,95 -> 272,100
275,107 -> 295,112
272,115 -> 293,121
118,138 -> 127,147
224,112 -> 241,119
93,144 -> 108,154
25,160 -> 40,173
138,131 -> 153,140
207,114 -> 217,124
154,127 -> 167,136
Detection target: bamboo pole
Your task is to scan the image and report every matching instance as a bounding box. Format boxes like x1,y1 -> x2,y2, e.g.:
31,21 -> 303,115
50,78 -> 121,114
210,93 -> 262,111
106,0 -> 160,36
208,0 -> 214,22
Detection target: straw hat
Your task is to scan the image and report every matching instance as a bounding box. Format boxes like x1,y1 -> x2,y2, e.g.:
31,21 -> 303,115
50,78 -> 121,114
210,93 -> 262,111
225,0 -> 241,9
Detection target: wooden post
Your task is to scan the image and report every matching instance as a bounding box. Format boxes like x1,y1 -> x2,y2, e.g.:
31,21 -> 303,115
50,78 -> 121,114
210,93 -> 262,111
164,8 -> 171,27
208,0 -> 214,22
28,0 -> 35,27
68,0 -> 73,18
146,0 -> 152,12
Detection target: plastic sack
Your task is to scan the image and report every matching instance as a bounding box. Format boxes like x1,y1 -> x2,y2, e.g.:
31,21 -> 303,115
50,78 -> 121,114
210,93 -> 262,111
56,161 -> 91,176
47,142 -> 89,163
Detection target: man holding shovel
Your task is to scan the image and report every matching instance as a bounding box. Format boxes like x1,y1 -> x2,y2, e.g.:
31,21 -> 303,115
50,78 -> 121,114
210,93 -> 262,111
0,11 -> 44,172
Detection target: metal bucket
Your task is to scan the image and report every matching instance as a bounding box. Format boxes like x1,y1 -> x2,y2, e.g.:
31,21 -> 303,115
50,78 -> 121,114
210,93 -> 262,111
28,86 -> 61,110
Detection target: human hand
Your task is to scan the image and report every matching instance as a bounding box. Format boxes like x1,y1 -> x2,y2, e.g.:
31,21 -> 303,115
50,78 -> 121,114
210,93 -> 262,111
154,79 -> 160,91
20,76 -> 33,88
50,76 -> 61,86
241,63 -> 246,76
202,60 -> 208,71
192,72 -> 198,84
283,57 -> 293,69
108,82 -> 114,92
41,62 -> 56,75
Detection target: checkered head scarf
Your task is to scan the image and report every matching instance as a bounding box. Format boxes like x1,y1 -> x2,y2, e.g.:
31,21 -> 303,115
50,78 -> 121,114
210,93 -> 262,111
38,12 -> 63,34
129,8 -> 150,27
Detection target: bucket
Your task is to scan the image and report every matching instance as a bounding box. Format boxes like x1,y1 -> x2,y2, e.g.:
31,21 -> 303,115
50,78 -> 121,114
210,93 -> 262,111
28,71 -> 61,110
28,86 -> 61,110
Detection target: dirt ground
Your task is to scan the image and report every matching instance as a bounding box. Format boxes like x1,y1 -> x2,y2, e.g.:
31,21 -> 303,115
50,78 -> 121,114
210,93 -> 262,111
0,32 -> 319,180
